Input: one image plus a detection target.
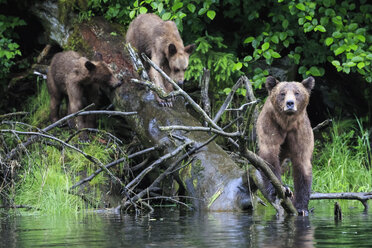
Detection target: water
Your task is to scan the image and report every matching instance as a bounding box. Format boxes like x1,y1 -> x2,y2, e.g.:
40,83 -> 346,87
1,202 -> 371,248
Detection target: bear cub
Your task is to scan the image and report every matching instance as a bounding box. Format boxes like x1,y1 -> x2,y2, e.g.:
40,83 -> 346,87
256,76 -> 315,215
47,51 -> 121,130
126,13 -> 195,107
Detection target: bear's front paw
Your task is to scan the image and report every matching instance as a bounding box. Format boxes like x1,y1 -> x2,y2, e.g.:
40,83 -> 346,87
283,185 -> 293,198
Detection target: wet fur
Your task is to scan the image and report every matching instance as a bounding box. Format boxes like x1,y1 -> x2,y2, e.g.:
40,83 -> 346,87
47,51 -> 120,130
126,13 -> 195,106
256,76 -> 315,215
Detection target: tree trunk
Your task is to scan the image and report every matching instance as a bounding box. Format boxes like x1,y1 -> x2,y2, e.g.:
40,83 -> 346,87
31,1 -> 255,211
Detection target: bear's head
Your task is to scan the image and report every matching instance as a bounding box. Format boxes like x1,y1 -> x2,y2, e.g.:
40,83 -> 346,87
84,59 -> 122,89
167,43 -> 195,85
266,76 -> 315,116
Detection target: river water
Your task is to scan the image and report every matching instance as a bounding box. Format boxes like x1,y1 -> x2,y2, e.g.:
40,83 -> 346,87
1,202 -> 371,248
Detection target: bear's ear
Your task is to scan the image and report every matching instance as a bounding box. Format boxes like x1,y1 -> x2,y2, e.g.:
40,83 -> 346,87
85,61 -> 96,72
168,43 -> 177,57
184,44 -> 195,54
301,77 -> 315,92
265,76 -> 279,92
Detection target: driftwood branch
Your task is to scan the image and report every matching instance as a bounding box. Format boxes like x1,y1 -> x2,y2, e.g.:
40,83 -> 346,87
0,112 -> 29,120
4,106 -> 137,160
313,119 -> 332,132
125,140 -> 193,191
69,146 -> 157,190
213,77 -> 244,123
241,148 -> 298,215
200,68 -> 211,126
311,192 -> 372,210
159,125 -> 241,137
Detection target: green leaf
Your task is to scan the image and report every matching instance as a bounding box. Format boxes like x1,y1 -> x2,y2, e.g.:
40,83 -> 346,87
348,23 -> 358,31
244,37 -> 254,44
198,8 -> 207,15
357,62 -> 365,69
315,25 -> 326,32
262,42 -> 270,51
244,56 -> 253,62
207,10 -> 216,20
279,32 -> 288,41
282,20 -> 289,29
298,66 -> 307,74
233,62 -> 242,71
296,3 -> 306,11
351,56 -> 363,63
325,37 -> 334,46
139,7 -> 148,14
129,10 -> 135,19
332,60 -> 340,66
271,35 -> 279,44
283,40 -> 290,48
308,66 -> 324,76
298,17 -> 305,25
162,12 -> 171,20
270,50 -> 281,58
187,3 -> 196,13
356,35 -> 366,43
172,2 -> 183,12
334,47 -> 345,56
332,31 -> 342,38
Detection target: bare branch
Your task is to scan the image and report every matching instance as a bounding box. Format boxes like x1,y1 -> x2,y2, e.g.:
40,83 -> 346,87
311,192 -> 372,210
126,141 -> 193,191
69,146 -> 157,190
213,77 -> 244,123
200,68 -> 211,126
0,112 -> 29,120
313,119 -> 332,132
241,148 -> 298,215
159,125 -> 241,137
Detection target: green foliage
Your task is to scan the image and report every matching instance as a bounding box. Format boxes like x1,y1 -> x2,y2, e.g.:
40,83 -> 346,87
185,33 -> 243,92
242,0 -> 372,84
0,14 -> 26,78
310,119 -> 371,192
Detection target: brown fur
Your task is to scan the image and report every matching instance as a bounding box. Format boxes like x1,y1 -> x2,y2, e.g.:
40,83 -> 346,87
126,13 -> 195,106
256,76 -> 315,215
47,51 -> 121,130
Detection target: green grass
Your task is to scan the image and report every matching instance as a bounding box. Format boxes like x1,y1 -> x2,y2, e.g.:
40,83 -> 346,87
312,118 -> 372,193
3,79 -> 126,214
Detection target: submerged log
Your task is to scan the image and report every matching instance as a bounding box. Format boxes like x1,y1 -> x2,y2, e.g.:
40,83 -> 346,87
32,3 -> 255,211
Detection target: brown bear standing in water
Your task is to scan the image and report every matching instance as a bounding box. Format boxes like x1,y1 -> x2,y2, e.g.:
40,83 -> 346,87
126,13 -> 195,107
47,51 -> 121,130
256,76 -> 315,215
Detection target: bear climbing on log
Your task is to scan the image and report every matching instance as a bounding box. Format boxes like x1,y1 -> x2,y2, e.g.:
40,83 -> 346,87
47,51 -> 121,130
256,76 -> 315,215
126,13 -> 195,107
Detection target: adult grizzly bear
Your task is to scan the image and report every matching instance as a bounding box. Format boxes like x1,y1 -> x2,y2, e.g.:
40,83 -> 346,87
47,51 -> 121,130
126,13 -> 195,107
256,76 -> 315,215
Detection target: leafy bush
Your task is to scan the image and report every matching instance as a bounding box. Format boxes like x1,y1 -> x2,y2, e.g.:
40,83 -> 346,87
0,14 -> 26,78
242,0 -> 372,83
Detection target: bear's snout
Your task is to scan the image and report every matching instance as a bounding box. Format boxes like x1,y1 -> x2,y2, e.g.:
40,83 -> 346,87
286,100 -> 295,109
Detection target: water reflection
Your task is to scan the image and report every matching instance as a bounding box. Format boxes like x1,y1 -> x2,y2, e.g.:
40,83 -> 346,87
0,203 -> 371,248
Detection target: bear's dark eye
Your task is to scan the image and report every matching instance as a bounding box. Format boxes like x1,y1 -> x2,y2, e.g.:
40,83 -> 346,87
280,92 -> 286,97
295,91 -> 300,96
174,68 -> 180,73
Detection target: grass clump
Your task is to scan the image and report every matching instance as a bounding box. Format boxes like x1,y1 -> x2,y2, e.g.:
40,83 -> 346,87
312,119 -> 372,193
